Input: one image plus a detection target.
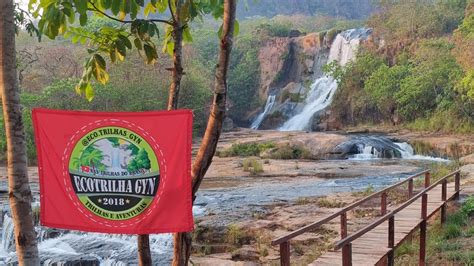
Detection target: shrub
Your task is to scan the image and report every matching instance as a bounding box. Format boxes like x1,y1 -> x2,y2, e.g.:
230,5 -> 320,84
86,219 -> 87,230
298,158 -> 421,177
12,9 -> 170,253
443,223 -> 463,239
317,197 -> 346,208
266,144 -> 312,160
242,157 -> 264,175
218,142 -> 275,157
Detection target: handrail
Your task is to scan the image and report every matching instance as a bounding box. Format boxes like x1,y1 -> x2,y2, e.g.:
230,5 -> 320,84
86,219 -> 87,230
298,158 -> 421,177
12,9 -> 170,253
271,169 -> 428,246
334,170 -> 460,250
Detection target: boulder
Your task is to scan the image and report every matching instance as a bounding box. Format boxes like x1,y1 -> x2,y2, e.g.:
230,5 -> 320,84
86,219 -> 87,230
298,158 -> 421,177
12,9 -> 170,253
231,245 -> 260,261
223,117 -> 235,132
460,154 -> 474,165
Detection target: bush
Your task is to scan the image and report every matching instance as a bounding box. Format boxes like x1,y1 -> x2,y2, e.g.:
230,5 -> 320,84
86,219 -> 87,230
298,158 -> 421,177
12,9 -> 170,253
242,157 -> 264,175
256,22 -> 292,37
266,144 -> 312,160
218,142 -> 275,157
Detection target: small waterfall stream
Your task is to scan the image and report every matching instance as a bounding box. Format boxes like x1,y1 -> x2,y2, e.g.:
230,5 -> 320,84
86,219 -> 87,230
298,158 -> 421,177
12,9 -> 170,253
250,94 -> 276,129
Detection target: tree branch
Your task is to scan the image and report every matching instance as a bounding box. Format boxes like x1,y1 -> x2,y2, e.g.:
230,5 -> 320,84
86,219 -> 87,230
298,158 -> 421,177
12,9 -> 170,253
168,0 -> 177,24
88,1 -> 173,26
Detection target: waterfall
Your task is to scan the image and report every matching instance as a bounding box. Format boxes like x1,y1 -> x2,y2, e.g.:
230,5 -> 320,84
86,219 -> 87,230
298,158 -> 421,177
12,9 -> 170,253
250,94 -> 276,129
328,29 -> 368,66
279,77 -> 337,131
1,214 -> 14,253
279,28 -> 371,131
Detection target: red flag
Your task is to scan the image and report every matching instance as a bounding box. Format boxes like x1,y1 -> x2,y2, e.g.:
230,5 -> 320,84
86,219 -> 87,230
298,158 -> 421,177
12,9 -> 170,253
32,108 -> 193,234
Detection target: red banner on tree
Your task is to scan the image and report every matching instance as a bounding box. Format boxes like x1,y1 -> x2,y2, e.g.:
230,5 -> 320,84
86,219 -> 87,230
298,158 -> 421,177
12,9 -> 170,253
32,108 -> 193,234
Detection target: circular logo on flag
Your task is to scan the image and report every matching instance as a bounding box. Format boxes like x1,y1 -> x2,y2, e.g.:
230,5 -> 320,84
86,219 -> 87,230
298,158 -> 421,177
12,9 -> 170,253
68,126 -> 160,221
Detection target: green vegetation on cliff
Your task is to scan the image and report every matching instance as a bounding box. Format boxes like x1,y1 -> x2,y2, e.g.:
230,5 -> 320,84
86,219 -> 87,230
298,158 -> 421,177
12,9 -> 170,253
327,0 -> 474,133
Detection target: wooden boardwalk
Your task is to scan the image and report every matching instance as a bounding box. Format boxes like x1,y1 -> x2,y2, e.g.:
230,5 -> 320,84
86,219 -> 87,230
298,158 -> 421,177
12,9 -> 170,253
312,184 -> 456,265
272,170 -> 462,266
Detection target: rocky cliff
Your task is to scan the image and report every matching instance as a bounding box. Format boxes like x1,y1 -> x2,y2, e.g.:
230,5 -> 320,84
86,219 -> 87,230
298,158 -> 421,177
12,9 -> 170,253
251,30 -> 338,129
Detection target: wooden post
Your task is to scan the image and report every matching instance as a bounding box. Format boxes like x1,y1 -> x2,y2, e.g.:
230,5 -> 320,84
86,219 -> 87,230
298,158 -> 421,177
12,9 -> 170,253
280,241 -> 290,266
341,212 -> 347,239
441,180 -> 447,224
419,193 -> 428,266
342,243 -> 352,266
387,215 -> 395,266
381,192 -> 387,215
455,172 -> 460,200
424,172 -> 430,188
408,179 -> 414,198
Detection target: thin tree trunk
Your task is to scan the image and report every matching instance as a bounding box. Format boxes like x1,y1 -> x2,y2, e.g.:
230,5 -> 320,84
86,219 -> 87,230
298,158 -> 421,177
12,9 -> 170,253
167,0 -> 184,111
137,234 -> 151,265
137,0 -> 185,263
172,0 -> 236,265
0,1 -> 39,264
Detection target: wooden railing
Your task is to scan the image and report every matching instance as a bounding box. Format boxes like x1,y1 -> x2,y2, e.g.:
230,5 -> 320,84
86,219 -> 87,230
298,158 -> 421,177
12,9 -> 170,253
271,170 -> 462,266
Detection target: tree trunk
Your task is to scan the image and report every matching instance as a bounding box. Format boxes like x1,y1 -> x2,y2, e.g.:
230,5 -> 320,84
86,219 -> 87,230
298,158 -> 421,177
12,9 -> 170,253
172,0 -> 236,265
0,1 -> 40,264
167,0 -> 184,111
137,0 -> 185,263
137,234 -> 151,265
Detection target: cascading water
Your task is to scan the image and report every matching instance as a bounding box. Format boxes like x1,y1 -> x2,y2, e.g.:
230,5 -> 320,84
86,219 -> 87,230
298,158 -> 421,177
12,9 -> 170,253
279,28 -> 371,131
1,214 -> 14,254
250,94 -> 276,129
394,142 -> 450,162
279,77 -> 337,130
0,204 -> 207,264
349,140 -> 449,161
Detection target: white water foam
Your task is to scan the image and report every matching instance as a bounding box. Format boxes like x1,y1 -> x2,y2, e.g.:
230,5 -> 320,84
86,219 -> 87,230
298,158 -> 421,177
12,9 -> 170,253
350,142 -> 449,162
0,204 -> 206,264
394,142 -> 450,162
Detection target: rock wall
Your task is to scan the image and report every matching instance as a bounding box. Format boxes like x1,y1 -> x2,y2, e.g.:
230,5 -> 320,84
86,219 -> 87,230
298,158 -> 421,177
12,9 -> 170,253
253,31 -> 336,129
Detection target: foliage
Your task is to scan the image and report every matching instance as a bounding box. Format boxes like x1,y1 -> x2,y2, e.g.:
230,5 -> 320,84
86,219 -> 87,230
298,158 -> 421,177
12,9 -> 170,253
242,157 -> 264,175
330,1 -> 474,132
265,144 -> 313,160
322,61 -> 344,83
317,197 -> 346,208
5,62 -> 210,163
461,196 -> 474,216
29,0 -> 227,100
364,64 -> 411,117
218,142 -> 275,157
329,49 -> 386,124
227,32 -> 261,120
256,22 -> 292,37
368,0 -> 467,49
13,3 -> 40,39
396,39 -> 463,120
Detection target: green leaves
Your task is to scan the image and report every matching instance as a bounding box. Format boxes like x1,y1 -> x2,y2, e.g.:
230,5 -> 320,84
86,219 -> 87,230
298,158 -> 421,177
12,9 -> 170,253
73,0 -> 87,15
76,53 -> 109,101
30,0 -> 227,101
